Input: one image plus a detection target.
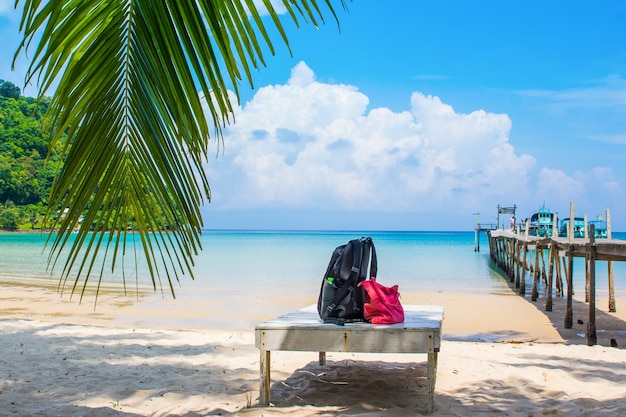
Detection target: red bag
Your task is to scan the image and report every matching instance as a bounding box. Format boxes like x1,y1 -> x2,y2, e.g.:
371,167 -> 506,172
359,277 -> 404,324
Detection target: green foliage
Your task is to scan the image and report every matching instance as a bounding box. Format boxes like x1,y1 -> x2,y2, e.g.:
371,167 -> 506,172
15,0 -> 346,300
0,206 -> 20,230
0,89 -> 60,230
0,80 -> 21,100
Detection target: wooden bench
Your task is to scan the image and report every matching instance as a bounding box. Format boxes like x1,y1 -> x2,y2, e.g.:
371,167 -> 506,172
255,304 -> 444,414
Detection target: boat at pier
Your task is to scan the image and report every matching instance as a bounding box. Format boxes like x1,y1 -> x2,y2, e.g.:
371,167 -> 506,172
590,219 -> 608,238
528,203 -> 557,237
559,216 -> 607,239
559,217 -> 584,238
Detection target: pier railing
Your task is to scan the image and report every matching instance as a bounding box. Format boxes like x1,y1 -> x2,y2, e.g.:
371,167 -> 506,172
476,223 -> 498,231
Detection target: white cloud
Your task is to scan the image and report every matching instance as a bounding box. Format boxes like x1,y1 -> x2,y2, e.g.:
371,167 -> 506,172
516,74 -> 626,114
203,62 -> 540,216
535,168 -> 586,204
530,166 -> 624,221
251,0 -> 287,15
586,133 -> 626,145
0,3 -> 14,15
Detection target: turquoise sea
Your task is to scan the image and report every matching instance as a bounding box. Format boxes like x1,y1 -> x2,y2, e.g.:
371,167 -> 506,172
1,230 -> 625,298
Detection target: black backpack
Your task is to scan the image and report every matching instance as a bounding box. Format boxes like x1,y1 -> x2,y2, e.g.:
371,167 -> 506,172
317,237 -> 377,323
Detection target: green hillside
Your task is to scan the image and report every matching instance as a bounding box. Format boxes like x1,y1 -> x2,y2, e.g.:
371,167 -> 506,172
0,79 -> 63,230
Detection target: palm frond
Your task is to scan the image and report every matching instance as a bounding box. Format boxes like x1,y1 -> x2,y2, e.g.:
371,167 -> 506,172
14,0 -> 347,301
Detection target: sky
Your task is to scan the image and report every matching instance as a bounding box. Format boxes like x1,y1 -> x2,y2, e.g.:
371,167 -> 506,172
1,1 -> 626,231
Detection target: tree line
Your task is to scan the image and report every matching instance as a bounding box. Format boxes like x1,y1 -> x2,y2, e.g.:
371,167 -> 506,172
0,79 -> 63,230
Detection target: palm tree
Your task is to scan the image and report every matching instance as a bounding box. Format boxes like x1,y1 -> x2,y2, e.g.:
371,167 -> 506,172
14,0 -> 346,301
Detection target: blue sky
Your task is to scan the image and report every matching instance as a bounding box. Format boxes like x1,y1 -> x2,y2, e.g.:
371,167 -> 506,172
1,1 -> 626,231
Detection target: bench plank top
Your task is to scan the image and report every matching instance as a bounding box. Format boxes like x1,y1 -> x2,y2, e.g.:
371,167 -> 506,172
255,304 -> 444,354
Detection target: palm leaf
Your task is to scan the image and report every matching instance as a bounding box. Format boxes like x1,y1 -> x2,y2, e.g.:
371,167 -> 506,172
14,0 -> 347,301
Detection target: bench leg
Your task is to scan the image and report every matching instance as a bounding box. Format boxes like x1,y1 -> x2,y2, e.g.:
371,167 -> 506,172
259,350 -> 271,406
426,351 -> 438,414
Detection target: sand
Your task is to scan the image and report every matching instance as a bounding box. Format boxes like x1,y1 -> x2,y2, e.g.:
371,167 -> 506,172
1,278 -> 625,416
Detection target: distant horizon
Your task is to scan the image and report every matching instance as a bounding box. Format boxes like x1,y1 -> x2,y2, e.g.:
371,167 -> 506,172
199,228 -> 626,235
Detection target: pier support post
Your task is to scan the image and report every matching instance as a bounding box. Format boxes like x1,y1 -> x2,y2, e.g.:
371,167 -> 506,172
564,249 -> 574,329
539,248 -> 547,286
585,256 -> 590,303
509,239 -> 522,282
546,244 -> 555,311
532,245 -> 540,301
608,261 -> 616,312
518,243 -> 527,292
606,209 -> 616,312
587,225 -> 597,346
474,228 -> 480,252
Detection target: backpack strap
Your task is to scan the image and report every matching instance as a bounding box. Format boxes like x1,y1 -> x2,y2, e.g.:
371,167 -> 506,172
321,238 -> 363,321
369,238 -> 378,278
360,237 -> 377,280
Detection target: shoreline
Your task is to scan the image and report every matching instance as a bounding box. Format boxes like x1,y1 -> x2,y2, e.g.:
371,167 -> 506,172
1,275 -> 626,416
2,273 -> 625,345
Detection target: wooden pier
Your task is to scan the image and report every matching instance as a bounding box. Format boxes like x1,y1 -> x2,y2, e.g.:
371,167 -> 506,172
487,224 -> 626,346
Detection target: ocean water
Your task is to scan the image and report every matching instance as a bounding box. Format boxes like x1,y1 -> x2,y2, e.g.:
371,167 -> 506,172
1,230 -> 625,299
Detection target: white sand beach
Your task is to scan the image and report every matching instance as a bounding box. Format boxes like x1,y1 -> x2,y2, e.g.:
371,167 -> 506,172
1,279 -> 625,416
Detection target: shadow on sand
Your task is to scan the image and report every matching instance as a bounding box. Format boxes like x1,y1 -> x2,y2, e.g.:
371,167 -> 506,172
500,264 -> 626,348
267,352 -> 626,416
